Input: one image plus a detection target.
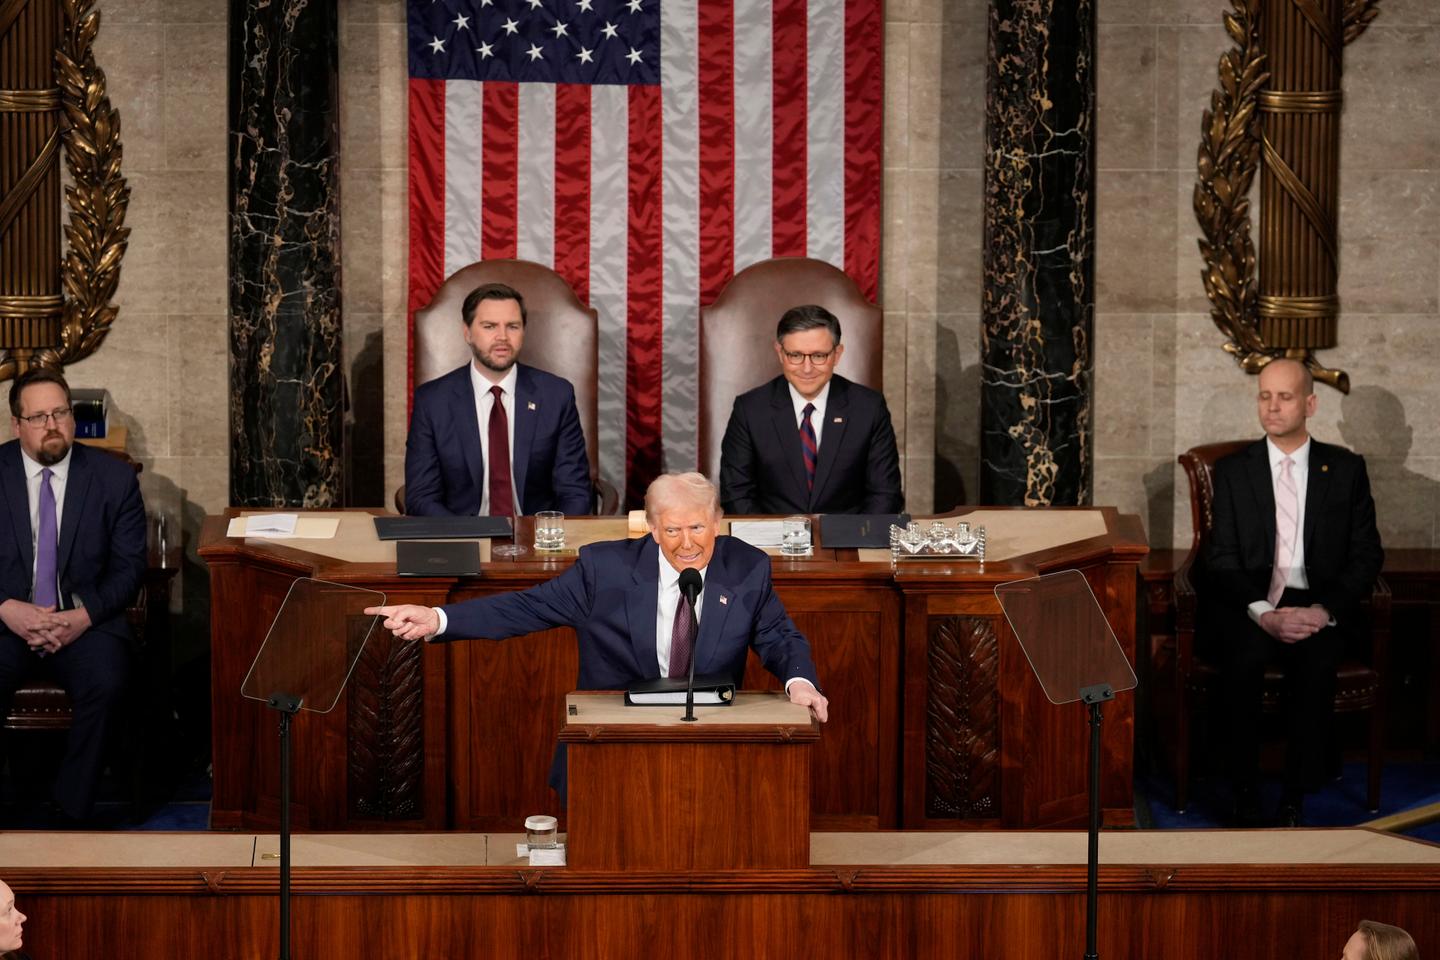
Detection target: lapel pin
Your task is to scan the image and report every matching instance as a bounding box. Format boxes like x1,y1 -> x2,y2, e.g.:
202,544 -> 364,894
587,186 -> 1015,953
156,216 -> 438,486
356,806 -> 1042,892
1321,464 -> 1329,472
833,417 -> 843,423
719,595 -> 728,606
527,401 -> 537,411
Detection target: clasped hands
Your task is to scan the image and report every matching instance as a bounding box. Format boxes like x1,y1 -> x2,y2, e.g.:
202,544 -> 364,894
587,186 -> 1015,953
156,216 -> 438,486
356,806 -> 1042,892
1258,604 -> 1330,644
365,603 -> 832,722
0,599 -> 91,655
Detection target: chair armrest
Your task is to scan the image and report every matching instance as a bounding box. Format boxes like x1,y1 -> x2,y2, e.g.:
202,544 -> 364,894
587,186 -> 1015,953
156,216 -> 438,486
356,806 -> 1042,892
594,477 -> 621,516
1173,548 -> 1202,674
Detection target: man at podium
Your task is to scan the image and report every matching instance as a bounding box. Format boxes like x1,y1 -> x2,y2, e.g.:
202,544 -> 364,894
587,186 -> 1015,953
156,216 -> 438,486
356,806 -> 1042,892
367,472 -> 828,799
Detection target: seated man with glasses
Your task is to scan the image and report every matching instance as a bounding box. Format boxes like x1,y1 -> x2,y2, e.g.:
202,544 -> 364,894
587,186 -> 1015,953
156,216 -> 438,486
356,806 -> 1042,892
0,367 -> 146,825
719,304 -> 903,515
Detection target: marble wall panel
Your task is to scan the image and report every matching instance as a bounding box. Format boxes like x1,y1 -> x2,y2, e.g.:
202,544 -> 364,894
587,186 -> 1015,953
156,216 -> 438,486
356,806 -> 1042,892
168,313 -> 229,458
906,311 -> 939,511
1095,171 -> 1178,313
1343,27 -> 1440,171
1097,26 -> 1157,170
1094,314 -> 1154,459
94,24 -> 165,172
164,26 -> 226,170
65,313 -> 170,461
1336,170 -> 1439,315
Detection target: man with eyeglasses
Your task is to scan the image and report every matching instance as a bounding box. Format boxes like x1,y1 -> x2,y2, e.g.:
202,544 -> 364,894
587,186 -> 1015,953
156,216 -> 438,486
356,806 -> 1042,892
0,366 -> 146,825
719,304 -> 903,515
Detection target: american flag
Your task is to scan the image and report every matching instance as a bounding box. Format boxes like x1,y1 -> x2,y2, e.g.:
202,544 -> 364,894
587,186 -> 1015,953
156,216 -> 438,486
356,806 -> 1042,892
407,0 -> 883,505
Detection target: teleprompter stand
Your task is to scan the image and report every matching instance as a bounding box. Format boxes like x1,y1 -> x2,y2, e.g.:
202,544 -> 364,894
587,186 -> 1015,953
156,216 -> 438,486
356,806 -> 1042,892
996,570 -> 1137,960
240,578 -> 385,960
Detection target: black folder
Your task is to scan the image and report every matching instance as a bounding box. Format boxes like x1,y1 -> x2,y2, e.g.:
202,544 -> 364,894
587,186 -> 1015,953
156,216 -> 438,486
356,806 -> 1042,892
818,513 -> 910,549
395,540 -> 482,577
624,675 -> 736,706
374,515 -> 512,541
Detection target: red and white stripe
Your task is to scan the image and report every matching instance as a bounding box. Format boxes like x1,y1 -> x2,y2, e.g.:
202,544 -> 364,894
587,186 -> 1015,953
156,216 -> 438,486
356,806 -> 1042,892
408,0 -> 883,507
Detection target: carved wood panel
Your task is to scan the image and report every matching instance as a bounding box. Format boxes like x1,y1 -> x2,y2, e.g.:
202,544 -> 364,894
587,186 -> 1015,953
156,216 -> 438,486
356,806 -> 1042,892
925,615 -> 1000,819
347,629 -> 424,819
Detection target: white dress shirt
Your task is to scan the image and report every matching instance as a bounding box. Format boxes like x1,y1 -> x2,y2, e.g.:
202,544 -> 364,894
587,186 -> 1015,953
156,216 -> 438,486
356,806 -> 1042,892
471,362 -> 519,515
788,380 -> 831,450
22,446 -> 70,604
1247,436 -> 1313,622
655,549 -> 705,676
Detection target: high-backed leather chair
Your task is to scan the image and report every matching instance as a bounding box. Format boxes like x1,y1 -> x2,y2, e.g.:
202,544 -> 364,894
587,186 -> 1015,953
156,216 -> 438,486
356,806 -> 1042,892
698,258 -> 883,481
406,259 -> 616,513
1171,440 -> 1388,814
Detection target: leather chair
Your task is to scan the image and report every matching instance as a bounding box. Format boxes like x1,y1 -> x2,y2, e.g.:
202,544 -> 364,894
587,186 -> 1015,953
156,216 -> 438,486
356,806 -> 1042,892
1171,440 -> 1388,813
698,257 -> 883,481
404,258 -> 617,514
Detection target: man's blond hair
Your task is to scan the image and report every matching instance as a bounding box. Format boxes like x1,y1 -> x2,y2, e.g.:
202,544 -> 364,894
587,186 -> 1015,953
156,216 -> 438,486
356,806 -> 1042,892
644,472 -> 722,526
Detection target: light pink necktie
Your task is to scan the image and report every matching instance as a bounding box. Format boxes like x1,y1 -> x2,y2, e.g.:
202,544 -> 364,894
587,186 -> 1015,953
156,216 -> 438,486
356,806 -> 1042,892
1267,456 -> 1299,606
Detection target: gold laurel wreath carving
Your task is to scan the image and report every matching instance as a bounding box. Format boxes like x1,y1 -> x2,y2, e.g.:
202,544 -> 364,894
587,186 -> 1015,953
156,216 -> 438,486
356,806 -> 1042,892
25,0 -> 130,375
1193,0 -> 1270,374
1193,0 -> 1377,393
1343,0 -> 1381,44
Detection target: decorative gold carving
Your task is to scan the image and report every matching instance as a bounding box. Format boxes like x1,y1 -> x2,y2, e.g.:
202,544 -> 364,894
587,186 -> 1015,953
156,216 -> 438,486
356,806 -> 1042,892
1194,0 -> 1382,394
0,294 -> 64,318
1342,0 -> 1381,43
1194,0 -> 1270,376
0,0 -> 129,382
0,129 -> 59,237
0,88 -> 61,111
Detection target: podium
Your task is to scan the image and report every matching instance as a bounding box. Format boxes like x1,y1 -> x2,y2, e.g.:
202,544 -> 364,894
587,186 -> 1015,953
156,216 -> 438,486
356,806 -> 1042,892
559,692 -> 820,870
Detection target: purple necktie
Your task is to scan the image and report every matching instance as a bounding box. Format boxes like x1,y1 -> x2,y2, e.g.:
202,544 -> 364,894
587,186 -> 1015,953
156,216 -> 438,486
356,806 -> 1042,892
34,467 -> 58,608
800,403 -> 818,492
668,589 -> 696,679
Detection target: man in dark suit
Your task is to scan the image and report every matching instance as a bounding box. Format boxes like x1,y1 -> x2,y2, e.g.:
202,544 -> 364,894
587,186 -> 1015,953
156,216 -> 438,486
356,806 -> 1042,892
367,472 -> 828,800
719,304 -> 903,515
0,368 -> 146,823
404,282 -> 592,517
1207,358 -> 1383,826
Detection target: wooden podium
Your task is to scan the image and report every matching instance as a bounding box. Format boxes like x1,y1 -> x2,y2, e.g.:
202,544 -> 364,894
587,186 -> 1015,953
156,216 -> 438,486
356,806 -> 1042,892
559,692 -> 820,871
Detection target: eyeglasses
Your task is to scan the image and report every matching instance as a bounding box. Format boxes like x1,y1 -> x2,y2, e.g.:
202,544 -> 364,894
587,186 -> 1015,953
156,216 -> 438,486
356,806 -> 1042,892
17,407 -> 72,428
781,349 -> 836,366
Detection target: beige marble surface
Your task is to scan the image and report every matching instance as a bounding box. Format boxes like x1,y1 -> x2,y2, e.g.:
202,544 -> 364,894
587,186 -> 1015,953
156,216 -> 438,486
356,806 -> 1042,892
4,829 -> 1434,869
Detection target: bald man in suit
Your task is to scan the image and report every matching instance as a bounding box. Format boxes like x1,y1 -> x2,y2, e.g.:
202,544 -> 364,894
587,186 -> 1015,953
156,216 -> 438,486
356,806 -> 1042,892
1206,358 -> 1383,826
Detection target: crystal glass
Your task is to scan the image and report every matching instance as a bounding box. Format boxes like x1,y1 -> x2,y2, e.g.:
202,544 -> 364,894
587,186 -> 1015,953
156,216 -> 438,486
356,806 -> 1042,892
780,515 -> 812,556
534,511 -> 565,551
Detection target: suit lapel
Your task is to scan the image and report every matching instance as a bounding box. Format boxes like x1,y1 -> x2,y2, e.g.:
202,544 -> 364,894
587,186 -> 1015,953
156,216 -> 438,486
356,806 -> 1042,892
511,365 -> 538,512
694,540 -> 734,674
626,538 -> 661,679
766,379 -> 809,505
1303,440 -> 1332,553
1245,440 -> 1277,564
0,445 -> 32,580
57,445 -> 90,581
808,377 -> 850,510
454,368 -> 484,500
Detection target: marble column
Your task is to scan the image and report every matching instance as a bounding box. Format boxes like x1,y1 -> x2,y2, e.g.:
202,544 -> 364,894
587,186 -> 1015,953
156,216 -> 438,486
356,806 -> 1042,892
979,0 -> 1095,506
228,0 -> 343,507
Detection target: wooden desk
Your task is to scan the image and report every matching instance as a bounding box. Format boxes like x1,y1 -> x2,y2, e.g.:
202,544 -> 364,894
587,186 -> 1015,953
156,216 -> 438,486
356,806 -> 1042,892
199,508 -> 1147,832
7,829 -> 1437,959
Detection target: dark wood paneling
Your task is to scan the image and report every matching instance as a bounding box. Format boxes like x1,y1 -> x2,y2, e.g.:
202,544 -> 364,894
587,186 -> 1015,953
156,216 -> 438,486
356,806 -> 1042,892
9,863 -> 1438,960
201,509 -> 1144,831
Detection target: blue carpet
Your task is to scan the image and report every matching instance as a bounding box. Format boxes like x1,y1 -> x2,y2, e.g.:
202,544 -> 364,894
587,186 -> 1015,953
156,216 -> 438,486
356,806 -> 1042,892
1135,760 -> 1440,843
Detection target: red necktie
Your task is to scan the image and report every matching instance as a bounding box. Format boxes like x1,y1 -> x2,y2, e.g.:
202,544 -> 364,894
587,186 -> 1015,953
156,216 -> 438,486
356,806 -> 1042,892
799,402 -> 818,491
487,385 -> 515,517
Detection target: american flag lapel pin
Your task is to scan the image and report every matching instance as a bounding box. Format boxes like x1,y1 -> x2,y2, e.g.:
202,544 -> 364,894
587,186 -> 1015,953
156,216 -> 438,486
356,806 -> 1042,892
719,595 -> 729,606
833,416 -> 843,423
527,401 -> 537,411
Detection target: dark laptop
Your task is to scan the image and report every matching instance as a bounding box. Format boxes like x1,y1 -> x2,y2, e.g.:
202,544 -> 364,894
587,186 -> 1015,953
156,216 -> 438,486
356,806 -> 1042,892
395,540 -> 482,577
818,513 -> 910,549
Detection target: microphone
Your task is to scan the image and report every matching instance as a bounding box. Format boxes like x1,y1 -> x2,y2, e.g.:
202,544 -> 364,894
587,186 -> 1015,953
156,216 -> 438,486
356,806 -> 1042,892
678,568 -> 703,722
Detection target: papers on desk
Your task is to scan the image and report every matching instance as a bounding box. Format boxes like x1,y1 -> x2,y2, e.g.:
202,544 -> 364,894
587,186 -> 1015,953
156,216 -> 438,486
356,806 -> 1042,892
226,515 -> 341,540
728,520 -> 786,548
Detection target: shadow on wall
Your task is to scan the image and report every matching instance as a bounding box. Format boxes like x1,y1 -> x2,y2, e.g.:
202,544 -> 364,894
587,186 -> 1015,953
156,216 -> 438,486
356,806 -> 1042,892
346,327 -> 386,507
1338,385 -> 1437,550
933,322 -> 981,510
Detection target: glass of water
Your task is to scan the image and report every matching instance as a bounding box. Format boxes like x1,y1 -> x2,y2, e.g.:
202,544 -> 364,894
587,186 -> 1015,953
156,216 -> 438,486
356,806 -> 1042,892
780,515 -> 812,556
534,511 -> 565,551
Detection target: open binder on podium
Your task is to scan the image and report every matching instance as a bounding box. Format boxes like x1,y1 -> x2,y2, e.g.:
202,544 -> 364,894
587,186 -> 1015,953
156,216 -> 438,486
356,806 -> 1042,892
995,570 -> 1137,960
240,577 -> 385,960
